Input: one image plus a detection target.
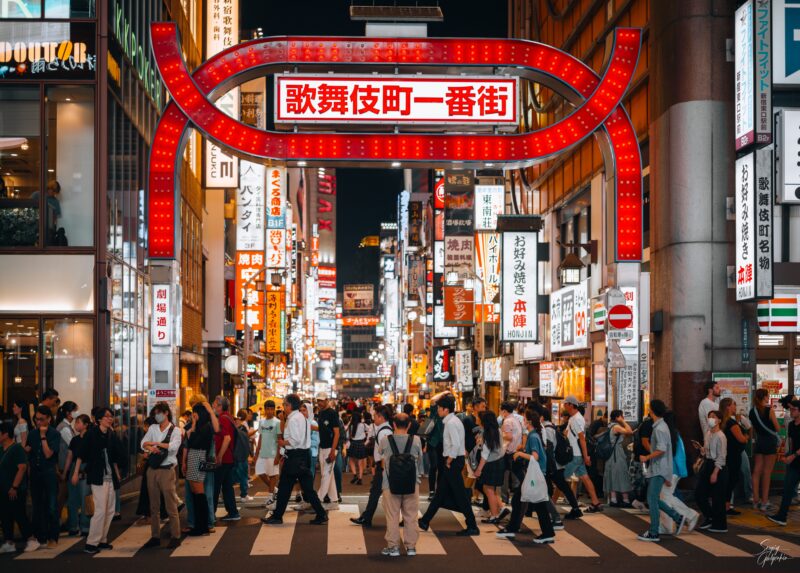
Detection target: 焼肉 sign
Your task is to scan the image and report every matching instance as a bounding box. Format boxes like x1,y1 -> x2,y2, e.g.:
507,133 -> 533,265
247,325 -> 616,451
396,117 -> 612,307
275,74 -> 518,125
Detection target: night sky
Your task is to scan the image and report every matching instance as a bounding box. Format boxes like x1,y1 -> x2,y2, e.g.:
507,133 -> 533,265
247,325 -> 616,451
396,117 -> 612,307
244,0 -> 508,287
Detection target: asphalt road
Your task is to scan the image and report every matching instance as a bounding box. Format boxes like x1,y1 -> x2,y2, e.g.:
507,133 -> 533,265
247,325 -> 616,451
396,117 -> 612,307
4,475 -> 797,572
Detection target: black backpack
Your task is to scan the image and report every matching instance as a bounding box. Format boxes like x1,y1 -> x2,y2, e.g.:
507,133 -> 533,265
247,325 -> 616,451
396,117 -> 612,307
594,429 -> 615,461
233,426 -> 250,463
553,426 -> 574,466
387,435 -> 417,495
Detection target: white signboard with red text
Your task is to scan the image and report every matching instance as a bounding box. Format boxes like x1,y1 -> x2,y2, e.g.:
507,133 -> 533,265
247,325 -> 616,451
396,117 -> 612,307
151,284 -> 172,346
275,74 -> 518,125
550,281 -> 589,353
500,231 -> 538,341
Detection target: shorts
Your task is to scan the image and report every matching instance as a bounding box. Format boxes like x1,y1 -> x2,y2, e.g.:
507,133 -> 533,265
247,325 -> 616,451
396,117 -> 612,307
255,457 -> 279,477
563,455 -> 588,479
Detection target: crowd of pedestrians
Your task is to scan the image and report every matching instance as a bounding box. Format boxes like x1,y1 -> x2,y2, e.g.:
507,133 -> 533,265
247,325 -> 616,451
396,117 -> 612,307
1,383 -> 799,558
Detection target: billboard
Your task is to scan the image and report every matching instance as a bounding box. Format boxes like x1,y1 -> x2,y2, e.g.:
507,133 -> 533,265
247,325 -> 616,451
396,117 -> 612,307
444,285 -> 474,326
500,230 -> 538,341
343,284 -> 374,311
275,74 -> 518,125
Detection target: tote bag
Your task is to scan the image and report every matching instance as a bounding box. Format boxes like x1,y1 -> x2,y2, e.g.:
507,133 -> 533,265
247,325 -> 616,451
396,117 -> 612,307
520,458 -> 549,504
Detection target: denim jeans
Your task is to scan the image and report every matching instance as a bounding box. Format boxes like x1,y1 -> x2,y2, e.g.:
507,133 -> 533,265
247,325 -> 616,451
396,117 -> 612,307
185,470 -> 216,528
333,451 -> 343,496
646,475 -> 682,536
213,463 -> 239,517
235,461 -> 249,497
67,478 -> 91,533
30,470 -> 59,542
776,464 -> 800,520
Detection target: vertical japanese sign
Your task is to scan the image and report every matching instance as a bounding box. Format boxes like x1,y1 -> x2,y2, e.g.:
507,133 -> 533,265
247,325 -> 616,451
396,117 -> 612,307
444,286 -> 474,326
236,162 -> 265,251
432,347 -> 452,382
778,109 -> 800,203
616,358 -> 640,421
754,0 -> 771,144
235,251 -> 264,330
539,362 -> 555,396
550,281 -> 589,352
267,167 -> 286,229
151,284 -> 171,346
755,147 -> 773,299
474,185 -> 504,231
444,170 -> 475,279
475,232 -> 501,323
455,350 -> 473,391
500,231 -> 539,341
407,255 -> 425,300
735,0 -> 755,150
409,200 -> 423,247
265,288 -> 284,353
736,153 -> 756,301
267,228 -> 287,269
205,0 -> 239,187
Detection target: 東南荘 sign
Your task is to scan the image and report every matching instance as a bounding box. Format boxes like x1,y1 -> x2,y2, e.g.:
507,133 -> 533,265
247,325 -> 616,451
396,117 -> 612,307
275,74 -> 518,125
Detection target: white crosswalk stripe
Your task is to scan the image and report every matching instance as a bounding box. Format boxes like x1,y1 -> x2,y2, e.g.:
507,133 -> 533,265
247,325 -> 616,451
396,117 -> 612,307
581,513 -> 676,557
632,514 -> 751,557
172,526 -> 227,557
327,503 -> 367,554
251,513 -> 297,555
14,536 -> 83,560
94,522 -> 153,558
451,512 -> 521,556
522,517 -> 598,557
413,511 -> 447,555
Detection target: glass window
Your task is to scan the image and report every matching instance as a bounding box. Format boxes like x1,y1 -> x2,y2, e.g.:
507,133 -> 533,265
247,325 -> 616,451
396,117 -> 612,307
44,85 -> 94,246
1,319 -> 40,408
45,0 -> 95,18
43,318 -> 93,412
0,0 -> 42,18
0,87 -> 40,247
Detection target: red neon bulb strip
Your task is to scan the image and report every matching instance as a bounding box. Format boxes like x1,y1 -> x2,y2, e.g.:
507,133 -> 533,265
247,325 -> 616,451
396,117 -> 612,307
148,26 -> 642,261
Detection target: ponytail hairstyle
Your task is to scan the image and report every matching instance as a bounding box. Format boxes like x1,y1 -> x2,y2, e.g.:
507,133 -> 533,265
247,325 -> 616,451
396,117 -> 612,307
57,401 -> 78,425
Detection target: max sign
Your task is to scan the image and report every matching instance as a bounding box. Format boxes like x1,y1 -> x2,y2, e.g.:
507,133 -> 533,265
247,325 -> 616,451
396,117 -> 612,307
148,24 -> 643,262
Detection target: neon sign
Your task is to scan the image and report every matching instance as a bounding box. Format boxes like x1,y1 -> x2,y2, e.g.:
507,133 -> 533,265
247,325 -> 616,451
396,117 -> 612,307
148,25 -> 643,262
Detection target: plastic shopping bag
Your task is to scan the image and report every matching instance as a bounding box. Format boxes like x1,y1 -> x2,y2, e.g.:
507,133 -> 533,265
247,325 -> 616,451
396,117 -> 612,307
520,458 -> 549,504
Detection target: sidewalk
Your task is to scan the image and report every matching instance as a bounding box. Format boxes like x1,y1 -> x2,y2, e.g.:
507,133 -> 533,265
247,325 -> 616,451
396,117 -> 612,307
728,496 -> 800,537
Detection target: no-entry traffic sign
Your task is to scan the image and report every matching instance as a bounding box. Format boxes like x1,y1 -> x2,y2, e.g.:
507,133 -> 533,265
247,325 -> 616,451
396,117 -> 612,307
608,304 -> 634,329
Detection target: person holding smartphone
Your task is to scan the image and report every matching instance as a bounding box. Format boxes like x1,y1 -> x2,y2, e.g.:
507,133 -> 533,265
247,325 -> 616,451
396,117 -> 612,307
695,410 -> 728,533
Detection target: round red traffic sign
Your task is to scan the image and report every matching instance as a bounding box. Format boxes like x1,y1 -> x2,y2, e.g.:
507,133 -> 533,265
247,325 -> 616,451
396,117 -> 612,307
608,304 -> 633,329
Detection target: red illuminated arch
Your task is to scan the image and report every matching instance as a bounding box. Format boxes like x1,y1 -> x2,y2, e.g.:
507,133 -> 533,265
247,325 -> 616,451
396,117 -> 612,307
149,24 -> 642,261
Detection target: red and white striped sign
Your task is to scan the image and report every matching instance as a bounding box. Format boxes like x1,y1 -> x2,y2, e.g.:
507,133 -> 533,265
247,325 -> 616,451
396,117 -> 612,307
608,304 -> 633,329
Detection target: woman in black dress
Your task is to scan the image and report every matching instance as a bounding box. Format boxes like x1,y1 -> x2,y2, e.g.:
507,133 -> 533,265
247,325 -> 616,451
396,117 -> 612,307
749,388 -> 780,512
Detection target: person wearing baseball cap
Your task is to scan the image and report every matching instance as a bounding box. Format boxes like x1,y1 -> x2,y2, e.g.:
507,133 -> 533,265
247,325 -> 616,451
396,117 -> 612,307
561,396 -> 603,513
316,393 -> 340,507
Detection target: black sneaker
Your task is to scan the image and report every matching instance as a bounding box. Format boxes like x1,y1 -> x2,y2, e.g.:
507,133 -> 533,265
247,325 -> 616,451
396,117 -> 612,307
84,544 -> 100,555
565,508 -> 583,520
456,527 -> 480,536
427,492 -> 435,501
497,507 -> 511,521
637,531 -> 660,542
97,542 -> 113,550
726,508 -> 741,516
495,528 -> 516,539
534,534 -> 555,544
261,516 -> 283,525
552,521 -> 565,530
310,513 -> 329,525
767,514 -> 787,526
697,518 -> 713,530
417,519 -> 429,532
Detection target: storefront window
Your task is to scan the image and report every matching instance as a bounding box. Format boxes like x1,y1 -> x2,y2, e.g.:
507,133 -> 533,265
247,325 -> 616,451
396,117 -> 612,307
44,85 -> 94,246
43,318 -> 93,411
0,319 -> 40,407
0,87 -> 40,247
46,0 -> 95,18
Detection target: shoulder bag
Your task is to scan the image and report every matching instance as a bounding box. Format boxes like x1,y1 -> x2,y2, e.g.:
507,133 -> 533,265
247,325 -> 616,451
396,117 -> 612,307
147,425 -> 175,469
752,407 -> 780,447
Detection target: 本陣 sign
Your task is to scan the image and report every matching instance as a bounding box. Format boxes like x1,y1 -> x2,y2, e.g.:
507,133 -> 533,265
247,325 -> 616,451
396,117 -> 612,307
151,284 -> 172,346
500,230 -> 538,341
236,162 -> 265,251
550,281 -> 589,352
275,74 -> 518,125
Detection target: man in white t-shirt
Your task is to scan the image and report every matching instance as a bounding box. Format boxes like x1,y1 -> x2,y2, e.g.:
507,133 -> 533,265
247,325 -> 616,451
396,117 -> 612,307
698,381 -> 720,437
562,396 -> 602,512
255,400 -> 281,506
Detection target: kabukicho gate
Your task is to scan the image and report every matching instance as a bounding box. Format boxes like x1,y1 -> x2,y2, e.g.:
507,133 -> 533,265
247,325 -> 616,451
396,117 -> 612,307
146,23 -> 644,410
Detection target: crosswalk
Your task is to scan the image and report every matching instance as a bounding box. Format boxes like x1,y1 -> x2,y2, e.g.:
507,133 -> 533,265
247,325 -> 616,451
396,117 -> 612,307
8,505 -> 793,561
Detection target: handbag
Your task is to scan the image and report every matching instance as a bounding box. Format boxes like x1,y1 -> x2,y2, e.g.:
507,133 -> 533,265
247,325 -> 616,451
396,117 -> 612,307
147,425 -> 175,469
198,431 -> 218,472
520,457 -> 549,503
84,493 -> 95,516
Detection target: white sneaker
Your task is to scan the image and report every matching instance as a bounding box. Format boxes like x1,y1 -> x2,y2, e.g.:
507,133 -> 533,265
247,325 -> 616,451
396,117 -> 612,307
322,502 -> 339,510
675,515 -> 687,536
240,495 -> 255,502
0,542 -> 16,554
265,501 -> 277,511
24,539 -> 40,553
381,546 -> 400,557
406,547 -> 417,556
292,502 -> 312,511
687,513 -> 699,532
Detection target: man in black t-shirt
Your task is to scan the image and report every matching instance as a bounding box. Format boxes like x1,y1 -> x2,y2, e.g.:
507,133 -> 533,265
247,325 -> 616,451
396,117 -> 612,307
768,399 -> 800,526
316,394 -> 340,506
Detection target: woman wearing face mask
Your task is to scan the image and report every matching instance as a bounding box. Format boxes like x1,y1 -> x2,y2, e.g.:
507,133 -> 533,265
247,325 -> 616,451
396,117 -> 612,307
62,414 -> 91,537
695,410 -> 728,533
139,402 -> 182,549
